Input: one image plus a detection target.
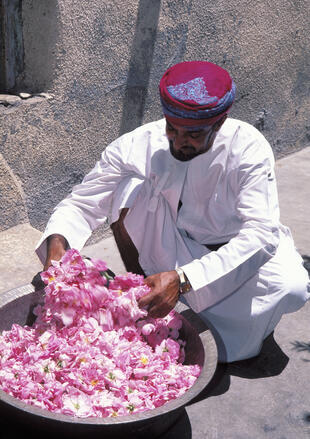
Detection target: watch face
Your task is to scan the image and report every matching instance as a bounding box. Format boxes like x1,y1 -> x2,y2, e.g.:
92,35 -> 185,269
176,268 -> 191,294
180,282 -> 191,294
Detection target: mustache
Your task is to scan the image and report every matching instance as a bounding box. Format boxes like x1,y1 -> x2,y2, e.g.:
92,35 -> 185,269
169,140 -> 195,151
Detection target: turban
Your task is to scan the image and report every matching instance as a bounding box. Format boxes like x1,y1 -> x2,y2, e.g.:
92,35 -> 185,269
159,61 -> 236,127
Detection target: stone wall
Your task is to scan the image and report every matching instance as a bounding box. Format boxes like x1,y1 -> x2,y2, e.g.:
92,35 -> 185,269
0,0 -> 309,236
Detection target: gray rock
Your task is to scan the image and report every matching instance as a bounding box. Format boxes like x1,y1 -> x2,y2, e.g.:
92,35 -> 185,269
19,92 -> 32,99
37,92 -> 53,100
26,96 -> 47,105
0,94 -> 22,106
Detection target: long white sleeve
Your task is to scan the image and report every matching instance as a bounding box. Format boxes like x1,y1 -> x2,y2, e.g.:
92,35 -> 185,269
35,124 -> 153,264
179,124 -> 282,309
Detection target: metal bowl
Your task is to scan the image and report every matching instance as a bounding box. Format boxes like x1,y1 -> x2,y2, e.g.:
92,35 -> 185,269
0,284 -> 217,438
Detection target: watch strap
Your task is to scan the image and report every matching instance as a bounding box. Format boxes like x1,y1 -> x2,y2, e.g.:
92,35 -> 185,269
175,267 -> 191,294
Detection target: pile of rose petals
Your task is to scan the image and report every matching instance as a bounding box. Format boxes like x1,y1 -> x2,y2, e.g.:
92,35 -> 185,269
0,249 -> 201,418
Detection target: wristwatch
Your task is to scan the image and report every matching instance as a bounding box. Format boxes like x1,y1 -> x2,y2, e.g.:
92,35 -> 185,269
175,267 -> 192,294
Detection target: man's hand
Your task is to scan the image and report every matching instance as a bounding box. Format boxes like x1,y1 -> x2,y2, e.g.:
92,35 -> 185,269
138,270 -> 180,318
43,234 -> 68,271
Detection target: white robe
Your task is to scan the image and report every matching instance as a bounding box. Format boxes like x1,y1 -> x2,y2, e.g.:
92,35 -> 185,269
36,118 -> 310,362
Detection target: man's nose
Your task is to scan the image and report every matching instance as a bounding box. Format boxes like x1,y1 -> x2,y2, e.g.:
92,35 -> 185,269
174,133 -> 187,149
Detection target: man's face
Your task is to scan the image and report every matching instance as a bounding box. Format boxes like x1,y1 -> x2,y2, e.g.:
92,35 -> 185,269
166,118 -> 225,162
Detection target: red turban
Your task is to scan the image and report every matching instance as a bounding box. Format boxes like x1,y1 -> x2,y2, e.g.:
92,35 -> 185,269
159,61 -> 236,127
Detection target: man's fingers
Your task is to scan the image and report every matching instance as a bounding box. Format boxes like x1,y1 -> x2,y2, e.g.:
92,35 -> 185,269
138,292 -> 173,319
148,303 -> 172,319
140,271 -> 179,318
144,276 -> 155,287
43,260 -> 52,271
138,292 -> 155,309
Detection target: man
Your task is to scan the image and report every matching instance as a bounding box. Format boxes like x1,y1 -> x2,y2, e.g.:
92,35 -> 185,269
36,61 -> 309,362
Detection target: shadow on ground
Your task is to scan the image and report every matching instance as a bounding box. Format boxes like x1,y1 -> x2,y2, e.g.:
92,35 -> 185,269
187,328 -> 289,405
160,329 -> 290,438
302,255 -> 310,274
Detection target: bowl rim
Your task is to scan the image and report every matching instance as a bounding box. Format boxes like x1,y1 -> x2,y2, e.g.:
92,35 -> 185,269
0,284 -> 218,425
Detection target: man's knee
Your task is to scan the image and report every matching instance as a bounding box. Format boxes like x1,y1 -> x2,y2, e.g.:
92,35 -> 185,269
110,208 -> 145,276
111,208 -> 129,232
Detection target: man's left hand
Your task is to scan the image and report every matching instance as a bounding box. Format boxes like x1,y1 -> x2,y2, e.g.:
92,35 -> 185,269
138,271 -> 180,318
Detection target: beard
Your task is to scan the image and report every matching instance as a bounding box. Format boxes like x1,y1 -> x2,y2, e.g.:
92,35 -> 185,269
168,127 -> 217,162
169,141 -> 199,161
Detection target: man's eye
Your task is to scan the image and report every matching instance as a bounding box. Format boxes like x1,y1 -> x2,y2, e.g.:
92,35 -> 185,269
189,132 -> 202,139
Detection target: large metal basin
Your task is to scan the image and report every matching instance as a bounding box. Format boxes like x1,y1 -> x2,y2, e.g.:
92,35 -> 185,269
0,284 -> 217,438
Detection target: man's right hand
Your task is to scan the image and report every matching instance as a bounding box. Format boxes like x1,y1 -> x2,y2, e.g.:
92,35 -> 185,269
43,234 -> 68,271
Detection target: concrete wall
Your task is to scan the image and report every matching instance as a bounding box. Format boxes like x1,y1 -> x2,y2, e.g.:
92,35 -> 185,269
0,0 -> 309,237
